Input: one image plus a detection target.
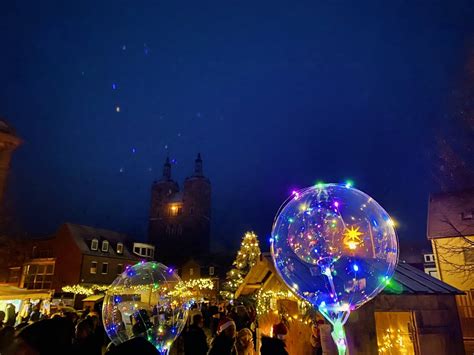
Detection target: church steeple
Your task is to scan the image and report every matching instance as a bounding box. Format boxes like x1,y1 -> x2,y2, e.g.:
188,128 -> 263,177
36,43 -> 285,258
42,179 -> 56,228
162,157 -> 171,180
194,153 -> 203,176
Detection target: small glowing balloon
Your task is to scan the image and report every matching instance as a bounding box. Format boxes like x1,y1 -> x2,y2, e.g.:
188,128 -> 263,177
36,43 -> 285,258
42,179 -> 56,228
102,262 -> 189,354
271,184 -> 398,354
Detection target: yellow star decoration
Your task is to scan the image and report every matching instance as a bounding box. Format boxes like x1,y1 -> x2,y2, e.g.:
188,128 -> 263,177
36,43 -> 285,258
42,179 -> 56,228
343,226 -> 363,250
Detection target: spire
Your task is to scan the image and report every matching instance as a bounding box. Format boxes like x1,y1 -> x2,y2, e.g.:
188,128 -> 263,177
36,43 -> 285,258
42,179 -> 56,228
162,156 -> 171,180
194,153 -> 203,176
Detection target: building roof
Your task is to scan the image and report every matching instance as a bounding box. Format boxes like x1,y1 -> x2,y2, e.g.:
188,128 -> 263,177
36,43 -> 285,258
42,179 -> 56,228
389,261 -> 462,295
0,285 -> 52,300
236,254 -> 462,298
427,189 -> 474,239
64,223 -> 137,260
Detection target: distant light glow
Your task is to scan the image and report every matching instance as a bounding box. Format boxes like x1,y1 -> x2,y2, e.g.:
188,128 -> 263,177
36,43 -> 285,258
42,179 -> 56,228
353,264 -> 359,272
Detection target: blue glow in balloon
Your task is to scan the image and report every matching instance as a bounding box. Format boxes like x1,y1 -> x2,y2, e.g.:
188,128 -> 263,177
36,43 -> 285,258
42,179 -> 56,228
102,262 -> 189,355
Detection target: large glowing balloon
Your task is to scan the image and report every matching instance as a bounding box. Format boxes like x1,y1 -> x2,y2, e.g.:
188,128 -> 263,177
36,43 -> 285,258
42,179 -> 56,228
102,262 -> 189,355
271,183 -> 398,354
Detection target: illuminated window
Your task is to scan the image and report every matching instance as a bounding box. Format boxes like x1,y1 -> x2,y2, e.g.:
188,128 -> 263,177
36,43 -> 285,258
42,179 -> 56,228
102,240 -> 109,252
91,239 -> 98,251
169,204 -> 183,216
463,248 -> 474,265
375,312 -> 416,354
102,262 -> 109,274
90,261 -> 97,274
117,243 -> 123,254
117,264 -> 123,275
189,268 -> 194,276
209,266 -> 215,276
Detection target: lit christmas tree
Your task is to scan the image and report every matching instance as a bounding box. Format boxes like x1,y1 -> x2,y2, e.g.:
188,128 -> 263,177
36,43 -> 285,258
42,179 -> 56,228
222,231 -> 261,299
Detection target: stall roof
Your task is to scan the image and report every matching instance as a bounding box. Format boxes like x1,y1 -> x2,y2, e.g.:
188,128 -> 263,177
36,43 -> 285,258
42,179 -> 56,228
82,294 -> 104,302
236,254 -> 462,298
0,286 -> 52,300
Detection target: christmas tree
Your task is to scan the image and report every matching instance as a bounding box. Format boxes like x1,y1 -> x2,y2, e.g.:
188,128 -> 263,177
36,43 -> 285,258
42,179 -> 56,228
222,231 -> 261,299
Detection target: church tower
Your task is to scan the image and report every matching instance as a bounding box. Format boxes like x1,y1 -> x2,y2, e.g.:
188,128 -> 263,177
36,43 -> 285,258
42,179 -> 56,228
0,120 -> 21,207
148,154 -> 211,264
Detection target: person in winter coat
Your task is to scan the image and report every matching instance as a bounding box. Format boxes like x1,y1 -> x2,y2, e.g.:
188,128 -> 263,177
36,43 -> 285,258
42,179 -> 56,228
208,317 -> 237,355
236,328 -> 254,355
184,314 -> 208,355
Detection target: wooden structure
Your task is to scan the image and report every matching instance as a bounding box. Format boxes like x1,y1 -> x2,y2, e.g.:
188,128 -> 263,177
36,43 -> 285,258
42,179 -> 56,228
236,253 -> 465,355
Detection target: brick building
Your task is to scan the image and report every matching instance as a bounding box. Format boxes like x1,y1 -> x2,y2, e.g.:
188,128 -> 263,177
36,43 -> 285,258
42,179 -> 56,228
18,223 -> 154,292
148,154 -> 211,264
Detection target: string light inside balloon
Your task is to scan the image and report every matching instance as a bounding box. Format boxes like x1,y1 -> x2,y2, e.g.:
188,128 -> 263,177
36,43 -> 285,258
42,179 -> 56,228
271,182 -> 398,355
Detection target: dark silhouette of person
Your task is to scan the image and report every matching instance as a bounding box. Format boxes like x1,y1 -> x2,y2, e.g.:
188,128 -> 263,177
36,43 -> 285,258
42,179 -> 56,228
184,314 -> 208,355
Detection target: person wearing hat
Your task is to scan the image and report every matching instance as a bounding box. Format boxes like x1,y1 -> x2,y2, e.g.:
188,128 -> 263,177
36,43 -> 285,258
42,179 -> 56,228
208,316 -> 237,355
272,321 -> 288,341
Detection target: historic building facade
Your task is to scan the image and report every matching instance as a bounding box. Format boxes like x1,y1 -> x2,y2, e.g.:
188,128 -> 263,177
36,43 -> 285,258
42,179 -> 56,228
148,154 -> 211,264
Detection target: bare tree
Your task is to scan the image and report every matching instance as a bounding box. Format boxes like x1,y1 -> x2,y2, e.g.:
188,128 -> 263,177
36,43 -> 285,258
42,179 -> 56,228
434,42 -> 474,191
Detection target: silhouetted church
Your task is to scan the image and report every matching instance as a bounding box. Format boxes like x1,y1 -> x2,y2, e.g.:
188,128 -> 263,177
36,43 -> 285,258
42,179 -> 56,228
148,154 -> 211,264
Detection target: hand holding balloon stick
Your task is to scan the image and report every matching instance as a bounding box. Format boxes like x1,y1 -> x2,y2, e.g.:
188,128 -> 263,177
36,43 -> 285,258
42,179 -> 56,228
271,183 -> 398,354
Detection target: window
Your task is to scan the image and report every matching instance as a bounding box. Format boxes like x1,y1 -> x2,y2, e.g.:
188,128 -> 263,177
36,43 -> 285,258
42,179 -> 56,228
209,266 -> 215,276
462,211 -> 473,220
23,262 -> 55,289
91,239 -> 98,251
117,243 -> 123,254
102,262 -> 109,274
90,261 -> 97,274
150,249 -> 154,258
134,246 -> 140,253
189,268 -> 194,276
147,248 -> 152,257
102,240 -> 109,252
464,248 -> 474,265
424,254 -> 434,263
177,225 -> 183,236
117,264 -> 123,275
169,204 -> 183,217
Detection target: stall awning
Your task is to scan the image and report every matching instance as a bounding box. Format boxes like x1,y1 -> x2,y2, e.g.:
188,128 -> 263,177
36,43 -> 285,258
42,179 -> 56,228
0,285 -> 52,300
82,294 -> 104,302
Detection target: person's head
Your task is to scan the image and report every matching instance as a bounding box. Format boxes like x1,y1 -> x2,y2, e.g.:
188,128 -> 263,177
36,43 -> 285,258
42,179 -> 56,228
193,314 -> 204,328
236,328 -> 253,350
272,322 -> 288,341
14,318 -> 73,354
260,335 -> 288,355
75,319 -> 93,340
218,317 -> 236,339
0,310 -> 5,322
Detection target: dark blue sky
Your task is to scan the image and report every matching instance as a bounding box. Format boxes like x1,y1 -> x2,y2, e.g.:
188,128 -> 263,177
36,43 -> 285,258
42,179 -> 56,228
1,0 -> 473,251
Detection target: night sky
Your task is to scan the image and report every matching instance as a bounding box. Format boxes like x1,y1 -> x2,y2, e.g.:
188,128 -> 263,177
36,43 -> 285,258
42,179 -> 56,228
1,1 -> 474,252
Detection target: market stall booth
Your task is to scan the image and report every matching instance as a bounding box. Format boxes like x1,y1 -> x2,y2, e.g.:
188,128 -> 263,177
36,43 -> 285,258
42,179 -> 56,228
236,253 -> 465,355
0,285 -> 52,325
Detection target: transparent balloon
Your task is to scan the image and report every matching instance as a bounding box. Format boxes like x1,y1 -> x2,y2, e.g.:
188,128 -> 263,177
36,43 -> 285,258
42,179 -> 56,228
271,184 -> 398,354
102,262 -> 189,355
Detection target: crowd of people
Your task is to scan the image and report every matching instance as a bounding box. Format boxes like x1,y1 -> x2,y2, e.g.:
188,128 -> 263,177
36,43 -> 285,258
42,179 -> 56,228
0,300 -> 111,355
0,299 -> 330,354
181,302 -> 289,355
